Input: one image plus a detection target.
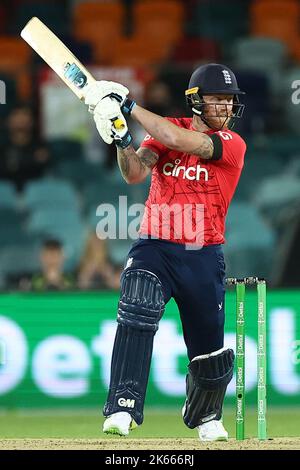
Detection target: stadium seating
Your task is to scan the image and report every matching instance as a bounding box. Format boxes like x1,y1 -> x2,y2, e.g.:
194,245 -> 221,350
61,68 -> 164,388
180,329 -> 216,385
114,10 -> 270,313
224,202 -> 276,278
0,181 -> 18,209
0,207 -> 21,226
0,36 -> 32,99
1,0 -> 296,285
14,1 -> 68,35
73,19 -> 123,65
0,73 -> 14,118
290,36 -> 300,63
49,138 -> 83,162
133,1 -> 184,24
133,1 -> 184,48
89,204 -> 139,267
250,0 -> 300,57
73,2 -> 125,64
0,74 -> 17,119
232,37 -> 287,71
73,1 -> 124,25
0,208 -> 25,246
0,205 -> 42,280
251,0 -> 300,17
263,133 -> 300,160
279,67 -> 300,133
26,207 -> 87,271
83,176 -> 134,212
171,37 -> 220,64
251,20 -> 298,58
186,0 -> 248,46
234,151 -> 282,201
232,37 -> 287,98
53,159 -> 101,190
106,236 -> 134,267
23,177 -> 80,211
0,237 -> 41,278
56,36 -> 93,64
110,36 -> 172,67
0,5 -> 6,34
253,174 -> 300,224
233,69 -> 270,135
87,174 -> 150,220
136,0 -> 181,2
26,208 -> 83,234
285,156 -> 300,178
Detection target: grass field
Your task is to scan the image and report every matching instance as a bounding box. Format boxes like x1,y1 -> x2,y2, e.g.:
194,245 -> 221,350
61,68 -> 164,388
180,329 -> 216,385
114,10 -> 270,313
0,407 -> 299,449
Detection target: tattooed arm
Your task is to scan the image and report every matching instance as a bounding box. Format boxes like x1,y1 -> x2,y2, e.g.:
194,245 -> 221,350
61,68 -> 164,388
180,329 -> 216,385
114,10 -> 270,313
117,146 -> 159,184
131,105 -> 214,159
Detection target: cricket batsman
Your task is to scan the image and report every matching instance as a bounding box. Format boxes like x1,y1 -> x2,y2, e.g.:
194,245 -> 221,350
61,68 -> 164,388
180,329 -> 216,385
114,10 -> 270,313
84,63 -> 246,441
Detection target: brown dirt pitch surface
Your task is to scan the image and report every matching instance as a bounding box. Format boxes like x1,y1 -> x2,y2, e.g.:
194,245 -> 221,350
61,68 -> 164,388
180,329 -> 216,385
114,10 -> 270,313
0,437 -> 299,450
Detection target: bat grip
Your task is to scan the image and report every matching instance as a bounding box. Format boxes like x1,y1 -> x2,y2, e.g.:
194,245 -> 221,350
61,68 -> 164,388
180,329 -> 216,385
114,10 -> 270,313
112,117 -> 126,131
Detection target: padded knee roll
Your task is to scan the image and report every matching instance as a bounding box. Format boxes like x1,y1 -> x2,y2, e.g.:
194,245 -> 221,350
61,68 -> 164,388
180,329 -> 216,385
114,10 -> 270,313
104,269 -> 165,425
183,348 -> 235,428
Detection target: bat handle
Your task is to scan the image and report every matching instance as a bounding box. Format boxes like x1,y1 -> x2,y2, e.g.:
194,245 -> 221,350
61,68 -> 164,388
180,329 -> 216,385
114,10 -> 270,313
112,117 -> 126,131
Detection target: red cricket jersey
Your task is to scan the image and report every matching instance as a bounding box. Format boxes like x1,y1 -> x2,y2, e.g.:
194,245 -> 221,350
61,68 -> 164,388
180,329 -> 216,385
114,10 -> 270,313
139,117 -> 246,247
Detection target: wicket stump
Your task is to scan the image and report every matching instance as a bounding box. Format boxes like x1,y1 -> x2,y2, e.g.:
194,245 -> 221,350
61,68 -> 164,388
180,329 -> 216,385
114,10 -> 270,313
226,277 -> 267,440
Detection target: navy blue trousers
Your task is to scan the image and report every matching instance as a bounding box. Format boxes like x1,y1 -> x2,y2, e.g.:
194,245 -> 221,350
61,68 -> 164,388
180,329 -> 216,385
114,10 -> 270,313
123,238 -> 226,361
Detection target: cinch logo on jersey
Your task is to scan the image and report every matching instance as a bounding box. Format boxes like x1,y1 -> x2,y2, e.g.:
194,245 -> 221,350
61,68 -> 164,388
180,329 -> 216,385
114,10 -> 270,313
162,159 -> 209,181
118,397 -> 135,408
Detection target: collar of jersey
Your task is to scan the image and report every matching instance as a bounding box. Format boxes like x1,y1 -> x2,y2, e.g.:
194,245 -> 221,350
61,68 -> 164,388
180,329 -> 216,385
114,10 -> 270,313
190,120 -> 215,136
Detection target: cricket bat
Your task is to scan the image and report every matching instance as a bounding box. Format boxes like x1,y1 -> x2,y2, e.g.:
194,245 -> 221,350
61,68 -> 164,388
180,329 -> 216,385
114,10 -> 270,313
20,17 -> 125,129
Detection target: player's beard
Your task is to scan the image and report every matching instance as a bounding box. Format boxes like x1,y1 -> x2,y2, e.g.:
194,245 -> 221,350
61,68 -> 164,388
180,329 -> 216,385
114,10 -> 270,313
203,104 -> 232,130
205,115 -> 231,130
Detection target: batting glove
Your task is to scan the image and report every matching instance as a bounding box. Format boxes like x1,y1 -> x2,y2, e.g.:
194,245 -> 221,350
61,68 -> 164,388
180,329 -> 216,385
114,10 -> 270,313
85,80 -> 127,112
93,97 -> 133,148
85,80 -> 136,115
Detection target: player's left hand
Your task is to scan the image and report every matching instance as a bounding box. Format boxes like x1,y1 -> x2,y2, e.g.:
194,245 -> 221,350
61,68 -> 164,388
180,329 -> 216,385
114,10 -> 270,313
85,80 -> 129,113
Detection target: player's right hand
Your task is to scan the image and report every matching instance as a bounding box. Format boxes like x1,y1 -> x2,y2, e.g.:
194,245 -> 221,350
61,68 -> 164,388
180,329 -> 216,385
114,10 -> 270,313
93,97 -> 120,144
93,97 -> 133,149
85,80 -> 129,114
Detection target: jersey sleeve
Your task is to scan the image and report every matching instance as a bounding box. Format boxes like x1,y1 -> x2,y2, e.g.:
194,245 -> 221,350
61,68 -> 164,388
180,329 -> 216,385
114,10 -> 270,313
214,130 -> 246,169
139,133 -> 168,158
139,117 -> 178,159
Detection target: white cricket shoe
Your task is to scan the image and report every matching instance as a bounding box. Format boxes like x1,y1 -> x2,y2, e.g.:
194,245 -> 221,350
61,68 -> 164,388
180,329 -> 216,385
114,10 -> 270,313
197,419 -> 228,442
103,411 -> 136,436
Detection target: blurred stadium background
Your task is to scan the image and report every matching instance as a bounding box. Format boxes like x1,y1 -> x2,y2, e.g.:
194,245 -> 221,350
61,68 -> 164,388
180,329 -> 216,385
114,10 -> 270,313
0,0 -> 299,443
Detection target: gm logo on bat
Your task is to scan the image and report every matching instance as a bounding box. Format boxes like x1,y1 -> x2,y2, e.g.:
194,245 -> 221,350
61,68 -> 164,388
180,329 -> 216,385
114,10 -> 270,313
64,62 -> 87,89
117,398 -> 135,408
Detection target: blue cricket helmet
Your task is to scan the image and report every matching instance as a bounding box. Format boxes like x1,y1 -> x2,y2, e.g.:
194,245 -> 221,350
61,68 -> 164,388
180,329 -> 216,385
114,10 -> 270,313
185,63 -> 245,128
